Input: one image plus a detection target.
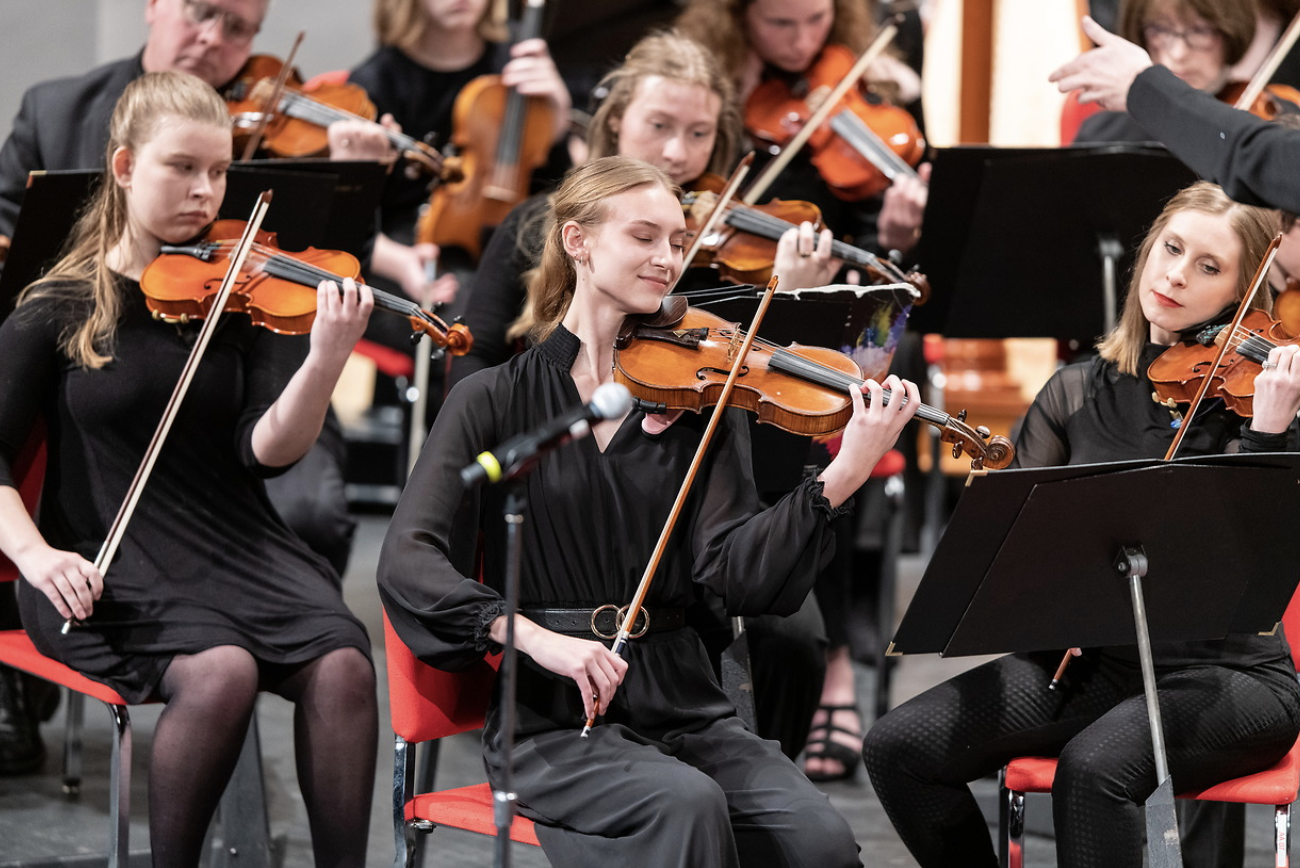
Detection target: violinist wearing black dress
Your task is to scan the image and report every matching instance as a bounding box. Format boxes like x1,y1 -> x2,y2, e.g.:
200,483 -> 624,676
864,181 -> 1300,868
0,72 -> 376,868
379,155 -> 919,867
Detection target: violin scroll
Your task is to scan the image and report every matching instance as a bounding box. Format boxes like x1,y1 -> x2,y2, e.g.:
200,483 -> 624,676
938,410 -> 1015,470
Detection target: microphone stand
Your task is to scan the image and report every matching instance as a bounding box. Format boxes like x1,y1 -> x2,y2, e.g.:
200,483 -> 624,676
493,482 -> 524,868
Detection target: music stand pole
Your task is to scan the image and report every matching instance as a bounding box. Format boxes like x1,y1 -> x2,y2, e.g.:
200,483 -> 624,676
1099,235 -> 1123,333
1116,545 -> 1182,868
493,485 -> 524,868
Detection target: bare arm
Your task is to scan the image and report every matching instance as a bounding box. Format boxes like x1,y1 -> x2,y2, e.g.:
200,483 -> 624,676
250,278 -> 373,467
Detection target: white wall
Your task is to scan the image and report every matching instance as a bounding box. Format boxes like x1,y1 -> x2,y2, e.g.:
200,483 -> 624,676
0,0 -> 375,142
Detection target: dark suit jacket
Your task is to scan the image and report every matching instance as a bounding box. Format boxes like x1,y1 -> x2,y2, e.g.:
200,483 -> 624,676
0,55 -> 143,238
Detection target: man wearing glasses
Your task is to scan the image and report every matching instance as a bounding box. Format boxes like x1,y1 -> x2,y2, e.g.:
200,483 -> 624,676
0,0 -> 391,241
1069,0 -> 1270,145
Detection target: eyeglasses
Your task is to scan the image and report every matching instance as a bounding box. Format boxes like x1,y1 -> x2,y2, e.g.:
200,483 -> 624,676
1141,22 -> 1223,53
180,0 -> 260,44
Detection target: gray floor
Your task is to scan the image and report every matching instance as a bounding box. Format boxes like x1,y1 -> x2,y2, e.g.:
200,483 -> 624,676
0,515 -> 1284,867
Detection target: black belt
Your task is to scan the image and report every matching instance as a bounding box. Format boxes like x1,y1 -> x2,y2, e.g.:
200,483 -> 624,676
521,605 -> 686,640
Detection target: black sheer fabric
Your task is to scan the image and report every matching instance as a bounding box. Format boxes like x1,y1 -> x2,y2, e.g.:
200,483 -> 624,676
378,326 -> 860,866
865,348 -> 1300,868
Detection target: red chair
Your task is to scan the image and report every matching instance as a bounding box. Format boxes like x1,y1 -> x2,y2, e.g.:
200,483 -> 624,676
384,611 -> 540,868
1059,89 -> 1103,145
999,584 -> 1300,867
0,424 -> 135,867
0,424 -> 272,868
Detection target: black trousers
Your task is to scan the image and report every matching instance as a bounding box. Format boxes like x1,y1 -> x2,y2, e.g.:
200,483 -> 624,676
496,715 -> 860,868
863,650 -> 1300,868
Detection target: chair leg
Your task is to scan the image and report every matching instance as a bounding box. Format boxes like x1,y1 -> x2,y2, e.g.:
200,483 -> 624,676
212,713 -> 272,868
872,472 -> 905,723
410,739 -> 440,868
1277,803 -> 1291,868
394,734 -> 416,868
999,770 -> 1026,868
62,688 -> 85,796
106,702 -> 131,868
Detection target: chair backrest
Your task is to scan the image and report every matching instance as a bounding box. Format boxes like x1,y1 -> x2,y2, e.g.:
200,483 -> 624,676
382,610 -> 500,743
0,420 -> 48,584
1282,581 -> 1300,672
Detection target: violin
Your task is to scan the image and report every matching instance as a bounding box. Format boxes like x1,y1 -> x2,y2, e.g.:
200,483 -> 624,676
142,220 -> 473,354
682,185 -> 930,299
1218,81 -> 1300,121
744,43 -> 925,202
1147,309 -> 1294,418
225,55 -> 455,177
613,304 -> 1013,469
415,0 -> 556,261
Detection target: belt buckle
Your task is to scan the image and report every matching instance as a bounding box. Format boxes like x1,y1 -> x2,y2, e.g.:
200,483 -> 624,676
589,604 -> 650,639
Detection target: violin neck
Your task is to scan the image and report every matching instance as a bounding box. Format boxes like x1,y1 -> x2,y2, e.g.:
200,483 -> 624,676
827,110 -> 918,183
489,0 -> 547,199
161,242 -> 415,319
718,203 -> 902,279
765,345 -> 946,425
277,90 -> 423,153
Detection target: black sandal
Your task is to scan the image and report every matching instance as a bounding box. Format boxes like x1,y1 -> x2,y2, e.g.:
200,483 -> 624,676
801,703 -> 862,782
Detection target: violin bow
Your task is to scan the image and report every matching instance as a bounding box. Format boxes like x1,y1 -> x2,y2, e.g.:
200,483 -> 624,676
1234,10 -> 1300,111
581,275 -> 781,736
677,153 -> 753,280
63,192 -> 273,633
242,31 -> 305,161
743,22 -> 898,206
1163,233 -> 1282,462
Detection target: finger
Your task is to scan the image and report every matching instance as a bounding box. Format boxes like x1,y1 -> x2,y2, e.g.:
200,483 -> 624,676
861,377 -> 885,415
78,560 -> 105,599
574,671 -> 595,721
799,221 -> 815,257
917,162 -> 933,185
815,228 -> 834,262
1080,15 -> 1113,45
881,374 -> 903,411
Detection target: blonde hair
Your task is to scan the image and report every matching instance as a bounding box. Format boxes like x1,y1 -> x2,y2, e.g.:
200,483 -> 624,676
676,0 -> 877,88
512,156 -> 678,344
18,71 -> 230,368
373,0 -> 507,51
1119,0 -> 1256,67
587,30 -> 740,178
1098,181 -> 1281,375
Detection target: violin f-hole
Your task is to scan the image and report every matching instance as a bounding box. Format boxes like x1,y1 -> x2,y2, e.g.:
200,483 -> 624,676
699,365 -> 749,380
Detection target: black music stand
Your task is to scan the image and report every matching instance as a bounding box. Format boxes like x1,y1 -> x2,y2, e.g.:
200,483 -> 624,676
909,145 -> 1198,343
889,452 -> 1300,866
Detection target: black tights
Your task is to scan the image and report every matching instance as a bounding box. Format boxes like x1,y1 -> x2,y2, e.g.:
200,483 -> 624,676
150,646 -> 377,868
863,651 -> 1300,868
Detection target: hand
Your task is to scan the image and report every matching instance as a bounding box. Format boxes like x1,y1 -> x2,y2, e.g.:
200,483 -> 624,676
818,374 -> 920,507
510,616 -> 629,721
1048,16 -> 1153,112
327,113 -> 399,162
18,544 -> 101,622
399,242 -> 460,308
1251,343 -> 1300,433
310,277 -> 374,367
502,39 -> 572,144
877,163 -> 930,256
773,222 -> 840,290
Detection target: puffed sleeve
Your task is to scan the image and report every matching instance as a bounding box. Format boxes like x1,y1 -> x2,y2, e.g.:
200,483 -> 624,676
690,408 -> 847,617
377,370 -> 509,670
1010,361 -> 1091,469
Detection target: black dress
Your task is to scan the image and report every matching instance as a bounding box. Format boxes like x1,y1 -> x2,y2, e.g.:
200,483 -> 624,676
863,346 -> 1300,868
379,326 -> 859,867
0,283 -> 370,703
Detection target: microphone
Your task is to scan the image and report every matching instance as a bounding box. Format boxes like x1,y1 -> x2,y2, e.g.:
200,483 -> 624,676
460,383 -> 633,486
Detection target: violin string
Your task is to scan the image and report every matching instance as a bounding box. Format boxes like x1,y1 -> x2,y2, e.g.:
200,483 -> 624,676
207,240 -> 424,319
729,330 -> 946,423
280,91 -> 422,152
